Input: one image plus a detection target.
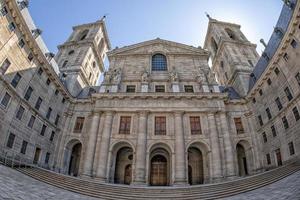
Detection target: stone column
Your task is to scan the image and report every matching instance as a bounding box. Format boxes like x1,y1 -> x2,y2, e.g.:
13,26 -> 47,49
81,112 -> 101,177
207,113 -> 222,180
219,112 -> 235,177
134,111 -> 148,185
96,111 -> 114,182
174,111 -> 187,185
56,112 -> 73,172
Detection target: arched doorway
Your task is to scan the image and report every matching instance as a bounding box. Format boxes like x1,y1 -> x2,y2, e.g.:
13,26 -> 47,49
149,147 -> 170,186
68,142 -> 82,176
188,147 -> 204,185
114,147 -> 133,185
236,143 -> 249,176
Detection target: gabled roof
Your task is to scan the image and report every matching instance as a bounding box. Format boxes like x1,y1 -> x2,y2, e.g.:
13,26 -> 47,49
107,38 -> 209,59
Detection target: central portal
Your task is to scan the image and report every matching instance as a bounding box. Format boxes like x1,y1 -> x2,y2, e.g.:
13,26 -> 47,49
150,155 -> 168,186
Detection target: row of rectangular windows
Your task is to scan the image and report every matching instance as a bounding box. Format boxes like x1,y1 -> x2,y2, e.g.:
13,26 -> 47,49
1,93 -> 57,141
73,115 -> 245,136
124,85 -> 195,93
6,132 -> 52,164
265,142 -> 295,165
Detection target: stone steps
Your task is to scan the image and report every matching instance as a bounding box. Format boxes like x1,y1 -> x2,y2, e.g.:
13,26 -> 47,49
12,162 -> 300,200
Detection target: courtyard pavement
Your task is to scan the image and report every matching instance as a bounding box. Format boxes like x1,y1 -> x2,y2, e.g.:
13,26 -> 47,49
0,165 -> 300,200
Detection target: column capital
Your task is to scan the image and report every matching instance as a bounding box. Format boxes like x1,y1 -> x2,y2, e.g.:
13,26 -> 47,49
63,111 -> 73,117
173,110 -> 185,116
90,111 -> 102,117
104,110 -> 115,116
137,110 -> 150,116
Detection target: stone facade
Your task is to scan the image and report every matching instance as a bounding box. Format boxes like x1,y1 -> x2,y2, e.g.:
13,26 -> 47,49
0,0 -> 299,188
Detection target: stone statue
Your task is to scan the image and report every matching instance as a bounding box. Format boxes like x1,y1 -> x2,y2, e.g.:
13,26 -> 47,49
141,70 -> 150,82
112,68 -> 122,84
169,70 -> 179,82
207,70 -> 217,84
103,71 -> 111,83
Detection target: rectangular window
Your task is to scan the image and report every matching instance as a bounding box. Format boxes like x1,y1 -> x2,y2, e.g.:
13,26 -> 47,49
275,97 -> 283,111
6,133 -> 15,148
259,89 -> 263,96
0,58 -> 11,74
8,22 -> 16,32
283,53 -> 289,61
155,85 -> 165,93
274,67 -> 280,75
266,153 -> 271,165
155,116 -> 166,135
28,115 -> 36,128
262,132 -> 267,143
0,6 -> 8,16
55,114 -> 60,125
37,67 -> 43,75
267,78 -> 272,85
252,98 -> 256,104
46,107 -> 52,119
18,39 -> 25,48
190,116 -> 202,135
266,108 -> 272,120
291,39 -> 298,48
295,72 -> 300,86
54,90 -> 59,95
271,125 -> 277,137
119,116 -> 131,134
258,115 -> 263,126
46,78 -> 51,85
11,73 -> 22,88
50,131 -> 55,142
234,117 -> 244,134
35,97 -> 42,110
1,92 -> 11,108
16,105 -> 25,120
27,53 -> 33,62
20,140 -> 28,154
62,98 -> 65,104
126,85 -> 136,93
288,142 -> 295,155
24,86 -> 33,101
184,85 -> 194,93
282,116 -> 289,129
40,124 -> 47,136
284,87 -> 293,101
45,152 -> 50,164
73,117 -> 85,133
292,106 -> 300,121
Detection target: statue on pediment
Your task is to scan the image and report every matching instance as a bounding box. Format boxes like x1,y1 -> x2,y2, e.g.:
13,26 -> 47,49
207,70 -> 217,84
103,71 -> 111,83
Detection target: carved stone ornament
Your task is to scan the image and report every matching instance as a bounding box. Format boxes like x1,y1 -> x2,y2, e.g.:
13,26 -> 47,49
169,70 -> 179,82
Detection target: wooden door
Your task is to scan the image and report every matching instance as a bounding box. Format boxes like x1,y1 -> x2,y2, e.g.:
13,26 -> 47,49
33,148 -> 41,164
124,164 -> 132,185
150,162 -> 167,186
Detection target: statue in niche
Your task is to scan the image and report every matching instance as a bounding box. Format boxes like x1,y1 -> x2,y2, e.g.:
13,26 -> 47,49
196,69 -> 207,84
169,70 -> 179,82
141,70 -> 150,82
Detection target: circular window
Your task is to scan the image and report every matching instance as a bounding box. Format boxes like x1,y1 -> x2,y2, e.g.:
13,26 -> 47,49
128,154 -> 133,160
68,50 -> 75,55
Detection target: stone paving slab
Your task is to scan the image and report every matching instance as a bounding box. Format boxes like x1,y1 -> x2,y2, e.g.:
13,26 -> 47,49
0,165 -> 300,200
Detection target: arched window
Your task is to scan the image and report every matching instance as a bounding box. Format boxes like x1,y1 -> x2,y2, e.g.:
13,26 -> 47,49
62,60 -> 68,68
152,54 -> 167,71
225,28 -> 236,40
211,37 -> 218,53
79,29 -> 89,41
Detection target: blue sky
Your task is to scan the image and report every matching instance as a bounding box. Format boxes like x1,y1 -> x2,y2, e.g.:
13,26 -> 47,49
29,0 -> 282,56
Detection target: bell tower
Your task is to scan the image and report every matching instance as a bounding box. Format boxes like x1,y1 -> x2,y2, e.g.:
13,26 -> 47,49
204,17 -> 259,96
55,17 -> 111,96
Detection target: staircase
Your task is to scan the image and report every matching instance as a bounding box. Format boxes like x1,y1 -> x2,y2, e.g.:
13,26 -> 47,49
11,162 -> 300,200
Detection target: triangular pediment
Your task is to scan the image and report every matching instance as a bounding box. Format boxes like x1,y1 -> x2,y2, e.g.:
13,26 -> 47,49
107,38 -> 209,58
